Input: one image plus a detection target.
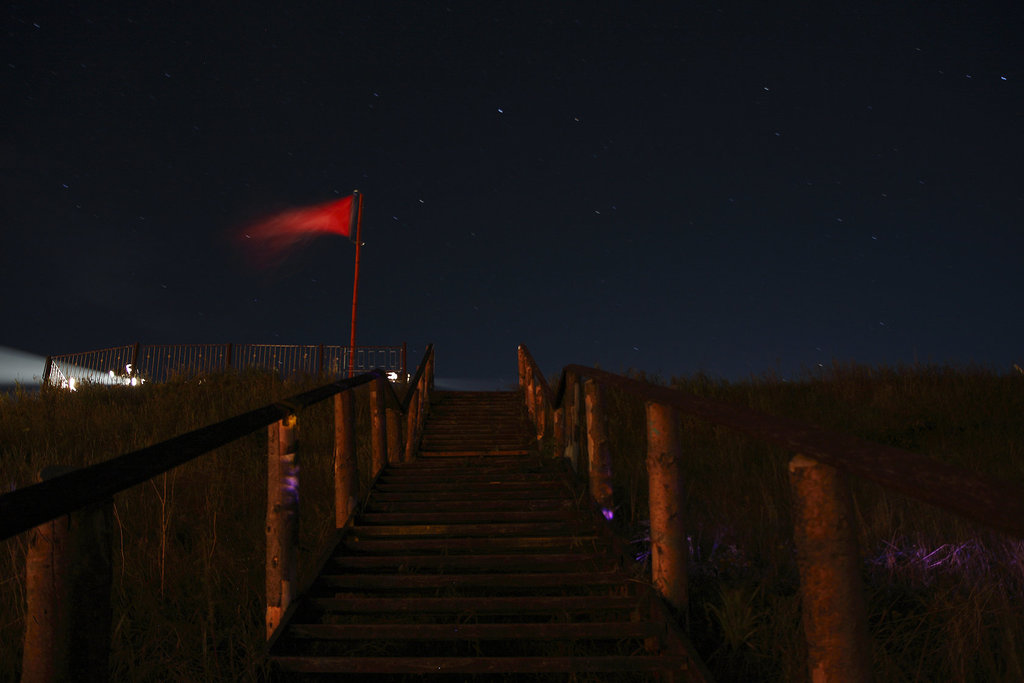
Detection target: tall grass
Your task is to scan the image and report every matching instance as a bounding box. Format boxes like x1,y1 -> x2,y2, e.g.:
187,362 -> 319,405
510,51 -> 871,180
599,363 -> 1024,682
0,371 -> 375,682
2,364 -> 1022,681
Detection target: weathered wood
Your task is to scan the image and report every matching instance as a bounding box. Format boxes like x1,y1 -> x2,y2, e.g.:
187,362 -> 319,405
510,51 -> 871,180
319,569 -> 627,589
307,594 -> 642,614
374,479 -> 566,492
274,655 -> 691,674
22,466 -> 112,683
266,414 -> 299,641
369,377 -> 387,477
358,510 -> 578,524
342,535 -> 600,553
584,379 -> 614,513
23,508 -> 67,683
533,380 -> 546,443
0,372 -> 380,542
556,363 -> 1024,539
330,552 -> 613,572
269,388 -> 707,682
386,402 -> 402,465
348,521 -> 592,538
333,392 -> 356,529
288,621 -> 664,641
789,454 -> 872,683
646,401 -> 687,612
403,387 -> 419,463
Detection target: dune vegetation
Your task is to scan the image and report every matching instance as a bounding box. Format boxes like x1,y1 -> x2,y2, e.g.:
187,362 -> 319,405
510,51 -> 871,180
1,362 -> 1022,681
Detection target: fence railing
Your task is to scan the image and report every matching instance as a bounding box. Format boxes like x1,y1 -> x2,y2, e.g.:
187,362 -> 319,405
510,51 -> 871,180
516,344 -> 1024,683
41,342 -> 408,388
2,344 -> 435,681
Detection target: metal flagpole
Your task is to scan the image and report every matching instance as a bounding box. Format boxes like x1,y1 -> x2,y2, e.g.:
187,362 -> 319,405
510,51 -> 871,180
347,190 -> 363,377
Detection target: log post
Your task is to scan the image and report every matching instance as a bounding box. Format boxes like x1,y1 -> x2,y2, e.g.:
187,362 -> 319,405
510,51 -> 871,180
533,380 -> 546,444
404,387 -> 419,463
23,465 -> 112,683
562,374 -> 580,473
523,362 -> 536,429
645,401 -> 687,612
334,392 -> 357,529
584,380 -> 614,514
572,376 -> 587,480
552,400 -> 566,459
788,454 -> 872,683
266,414 -> 299,641
386,401 -> 402,466
370,377 -> 387,477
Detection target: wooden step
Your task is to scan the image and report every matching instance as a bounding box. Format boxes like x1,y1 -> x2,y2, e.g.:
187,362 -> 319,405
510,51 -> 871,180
273,654 -> 691,675
268,389 -> 703,680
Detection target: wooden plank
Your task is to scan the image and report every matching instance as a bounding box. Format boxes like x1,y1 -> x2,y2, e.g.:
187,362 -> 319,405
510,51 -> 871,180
364,498 -> 574,513
287,621 -> 664,641
418,449 -> 533,457
272,654 -> 690,674
349,522 -> 590,538
306,594 -> 641,615
378,471 -> 556,483
369,489 -> 570,502
357,510 -> 579,525
343,535 -> 600,553
318,570 -> 628,589
330,552 -> 614,573
374,480 -> 566,492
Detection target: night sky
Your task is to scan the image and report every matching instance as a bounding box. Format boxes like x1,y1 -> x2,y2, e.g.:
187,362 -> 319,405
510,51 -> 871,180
4,2 -> 1023,387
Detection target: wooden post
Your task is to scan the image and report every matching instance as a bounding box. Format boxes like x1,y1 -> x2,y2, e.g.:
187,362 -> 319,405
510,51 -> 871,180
572,376 -> 587,480
645,401 -> 687,612
370,377 -> 387,477
552,400 -> 566,458
23,466 -> 112,683
266,414 -> 299,640
563,374 -> 580,473
585,380 -> 614,514
523,362 -> 536,428
386,402 -> 402,466
404,387 -> 419,463
533,381 -> 546,444
334,392 -> 357,529
788,454 -> 872,683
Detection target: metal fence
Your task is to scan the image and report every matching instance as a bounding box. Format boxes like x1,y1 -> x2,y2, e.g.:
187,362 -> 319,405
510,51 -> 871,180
42,342 -> 407,388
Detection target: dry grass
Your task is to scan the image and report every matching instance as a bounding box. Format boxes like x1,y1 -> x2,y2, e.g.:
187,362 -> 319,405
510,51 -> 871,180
2,363 -> 1023,681
0,371 -> 374,682
596,362 -> 1024,682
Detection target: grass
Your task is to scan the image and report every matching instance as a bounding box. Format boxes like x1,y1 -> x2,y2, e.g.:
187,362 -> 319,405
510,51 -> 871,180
595,362 -> 1024,682
2,362 -> 1023,681
0,371 -> 379,682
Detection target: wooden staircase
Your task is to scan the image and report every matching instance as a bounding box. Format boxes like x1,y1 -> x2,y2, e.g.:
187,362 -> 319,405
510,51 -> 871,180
268,391 -> 707,681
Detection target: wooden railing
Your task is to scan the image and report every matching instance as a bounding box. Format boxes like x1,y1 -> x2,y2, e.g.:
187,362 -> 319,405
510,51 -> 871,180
517,344 -> 1024,682
42,342 -> 408,387
1,345 -> 434,682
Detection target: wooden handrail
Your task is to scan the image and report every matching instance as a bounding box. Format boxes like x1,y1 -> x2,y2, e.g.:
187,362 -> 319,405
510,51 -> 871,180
518,343 -> 1024,682
3,343 -> 436,543
0,372 -> 377,542
518,345 -> 1024,539
10,343 -> 436,679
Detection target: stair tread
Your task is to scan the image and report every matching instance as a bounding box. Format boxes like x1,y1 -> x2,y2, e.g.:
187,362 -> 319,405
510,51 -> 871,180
268,389 -> 699,678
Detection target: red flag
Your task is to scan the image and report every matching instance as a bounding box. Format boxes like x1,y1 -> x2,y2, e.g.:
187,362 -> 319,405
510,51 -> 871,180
237,195 -> 357,267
